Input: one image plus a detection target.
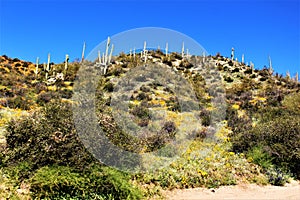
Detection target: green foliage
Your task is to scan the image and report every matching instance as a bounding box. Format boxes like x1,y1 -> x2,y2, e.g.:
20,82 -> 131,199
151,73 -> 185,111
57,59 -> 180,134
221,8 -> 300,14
30,165 -> 142,200
231,115 -> 300,179
224,76 -> 234,83
282,92 -> 300,113
4,101 -> 98,174
37,91 -> 60,105
246,146 -> 273,170
4,161 -> 33,183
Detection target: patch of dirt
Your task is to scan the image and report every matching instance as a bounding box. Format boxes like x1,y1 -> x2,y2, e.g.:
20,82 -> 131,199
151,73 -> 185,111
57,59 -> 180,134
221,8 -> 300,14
163,181 -> 300,200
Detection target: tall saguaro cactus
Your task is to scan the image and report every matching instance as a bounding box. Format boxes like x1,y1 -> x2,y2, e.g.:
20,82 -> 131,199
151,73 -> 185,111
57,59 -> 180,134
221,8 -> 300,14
65,54 -> 69,71
250,61 -> 254,69
143,41 -> 148,63
100,36 -> 114,74
231,47 -> 235,60
35,57 -> 39,78
165,42 -> 168,57
81,42 -> 86,63
186,49 -> 190,58
98,51 -> 101,63
268,56 -> 273,75
105,37 -> 111,65
108,44 -> 114,64
46,53 -> 51,80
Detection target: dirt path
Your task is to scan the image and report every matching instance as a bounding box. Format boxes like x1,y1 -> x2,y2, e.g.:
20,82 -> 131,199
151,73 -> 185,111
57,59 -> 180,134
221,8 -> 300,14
164,181 -> 300,200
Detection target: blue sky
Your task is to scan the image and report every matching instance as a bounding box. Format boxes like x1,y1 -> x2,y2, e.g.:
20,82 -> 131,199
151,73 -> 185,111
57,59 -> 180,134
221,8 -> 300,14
0,0 -> 299,77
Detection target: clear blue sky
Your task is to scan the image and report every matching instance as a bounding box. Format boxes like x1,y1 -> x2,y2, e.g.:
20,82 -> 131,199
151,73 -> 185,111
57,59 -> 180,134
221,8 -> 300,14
0,0 -> 299,77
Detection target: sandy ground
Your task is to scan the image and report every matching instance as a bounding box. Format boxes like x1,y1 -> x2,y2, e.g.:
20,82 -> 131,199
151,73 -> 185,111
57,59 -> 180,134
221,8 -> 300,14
164,181 -> 300,200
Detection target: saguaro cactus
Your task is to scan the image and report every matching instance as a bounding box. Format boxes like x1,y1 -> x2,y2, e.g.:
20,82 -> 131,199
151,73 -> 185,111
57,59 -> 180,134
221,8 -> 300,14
242,54 -> 244,64
35,57 -> 39,78
99,37 -> 114,74
268,56 -> 273,75
105,37 -> 111,65
143,41 -> 148,63
98,51 -> 101,63
250,61 -> 254,69
45,53 -> 51,80
81,41 -> 86,63
65,54 -> 69,71
231,47 -> 235,60
165,42 -> 168,57
295,72 -> 299,82
108,44 -> 114,64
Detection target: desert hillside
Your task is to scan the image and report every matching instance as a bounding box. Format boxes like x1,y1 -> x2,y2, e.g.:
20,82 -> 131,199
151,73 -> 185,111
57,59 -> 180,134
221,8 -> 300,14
0,51 -> 299,199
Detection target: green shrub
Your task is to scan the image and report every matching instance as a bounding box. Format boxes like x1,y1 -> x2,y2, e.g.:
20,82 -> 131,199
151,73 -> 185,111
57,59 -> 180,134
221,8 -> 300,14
4,101 -> 98,174
224,76 -> 234,83
246,146 -> 273,170
3,161 -> 33,183
231,115 -> 300,179
282,92 -> 300,113
6,95 -> 34,110
37,91 -> 60,105
30,165 -> 142,200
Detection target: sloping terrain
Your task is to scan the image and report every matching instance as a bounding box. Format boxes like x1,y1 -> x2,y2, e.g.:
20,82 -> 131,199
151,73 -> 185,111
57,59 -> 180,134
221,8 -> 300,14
0,51 -> 299,199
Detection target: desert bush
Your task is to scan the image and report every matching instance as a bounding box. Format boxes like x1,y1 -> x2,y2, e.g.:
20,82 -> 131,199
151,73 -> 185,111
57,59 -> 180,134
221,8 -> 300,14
282,92 -> 300,113
37,91 -> 60,105
246,146 -> 273,170
64,63 -> 80,81
244,68 -> 253,74
107,65 -> 124,77
14,63 -> 21,67
179,60 -> 193,69
162,57 -> 172,66
199,109 -> 211,126
30,165 -> 142,200
226,107 -> 252,135
34,82 -> 48,93
6,96 -> 34,110
231,68 -> 239,73
12,58 -> 20,62
144,121 -> 177,152
259,77 -> 267,81
4,100 -> 98,175
59,88 -> 73,99
231,115 -> 300,179
224,76 -> 234,83
22,62 -> 29,68
104,81 -> 114,92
